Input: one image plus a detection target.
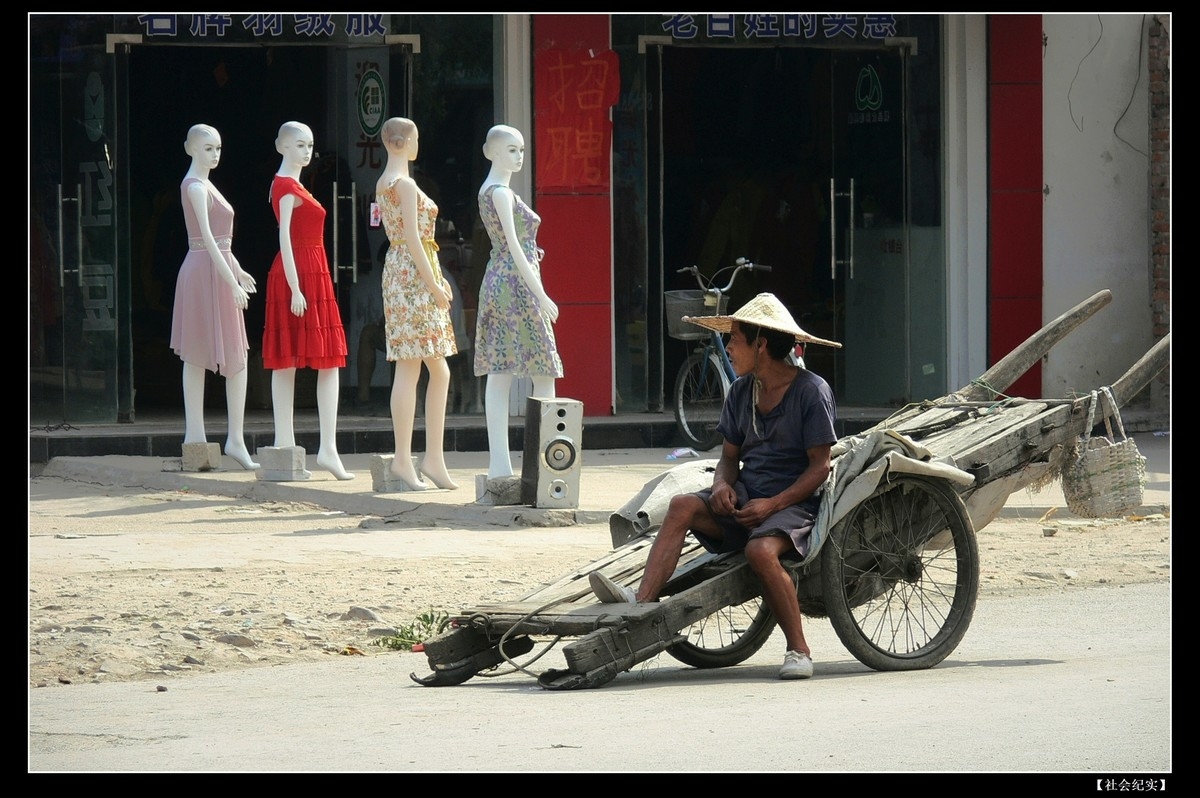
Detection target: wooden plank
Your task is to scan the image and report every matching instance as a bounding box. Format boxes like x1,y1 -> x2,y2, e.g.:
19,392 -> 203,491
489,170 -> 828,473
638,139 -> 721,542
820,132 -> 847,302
561,562 -> 765,674
948,404 -> 1084,483
1110,333 -> 1171,408
517,537 -> 656,603
956,290 -> 1112,401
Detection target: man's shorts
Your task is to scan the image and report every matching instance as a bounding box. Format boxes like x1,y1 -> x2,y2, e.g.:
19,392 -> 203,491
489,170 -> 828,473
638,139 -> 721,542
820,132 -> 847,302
691,481 -> 821,560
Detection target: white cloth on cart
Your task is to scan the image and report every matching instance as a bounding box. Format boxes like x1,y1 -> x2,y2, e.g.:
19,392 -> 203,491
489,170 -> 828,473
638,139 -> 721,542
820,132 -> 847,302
808,428 -> 976,561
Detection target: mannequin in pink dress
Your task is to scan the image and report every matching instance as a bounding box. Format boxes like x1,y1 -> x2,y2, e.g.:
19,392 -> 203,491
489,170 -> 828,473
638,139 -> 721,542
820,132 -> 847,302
169,123 -> 259,469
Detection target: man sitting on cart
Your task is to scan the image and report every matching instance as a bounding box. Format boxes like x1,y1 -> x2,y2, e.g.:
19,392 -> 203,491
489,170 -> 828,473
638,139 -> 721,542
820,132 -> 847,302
590,292 -> 842,680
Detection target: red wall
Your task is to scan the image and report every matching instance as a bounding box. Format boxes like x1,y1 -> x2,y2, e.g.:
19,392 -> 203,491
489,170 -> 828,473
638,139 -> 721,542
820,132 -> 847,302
988,15 -> 1044,398
532,15 -> 615,415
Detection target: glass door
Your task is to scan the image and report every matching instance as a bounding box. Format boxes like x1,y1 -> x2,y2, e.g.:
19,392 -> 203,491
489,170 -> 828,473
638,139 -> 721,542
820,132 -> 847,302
302,44 -> 412,410
829,45 -> 912,405
30,25 -> 123,426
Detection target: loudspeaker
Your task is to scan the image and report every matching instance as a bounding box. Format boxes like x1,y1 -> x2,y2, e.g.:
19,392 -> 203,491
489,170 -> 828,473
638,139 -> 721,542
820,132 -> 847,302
521,397 -> 584,509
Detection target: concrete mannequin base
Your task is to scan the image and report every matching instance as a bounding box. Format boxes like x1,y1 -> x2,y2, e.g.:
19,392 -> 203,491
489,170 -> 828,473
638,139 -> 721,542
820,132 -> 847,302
254,446 -> 311,481
370,455 -> 429,493
474,474 -> 523,506
181,442 -> 221,472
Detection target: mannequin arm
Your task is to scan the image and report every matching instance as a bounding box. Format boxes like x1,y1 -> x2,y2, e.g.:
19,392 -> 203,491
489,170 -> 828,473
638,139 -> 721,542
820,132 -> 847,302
492,186 -> 558,322
187,182 -> 249,309
277,192 -> 307,316
395,178 -> 451,310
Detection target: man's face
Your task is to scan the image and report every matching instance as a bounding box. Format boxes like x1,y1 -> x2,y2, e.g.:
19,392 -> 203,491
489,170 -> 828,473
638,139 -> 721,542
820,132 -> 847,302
725,322 -> 760,378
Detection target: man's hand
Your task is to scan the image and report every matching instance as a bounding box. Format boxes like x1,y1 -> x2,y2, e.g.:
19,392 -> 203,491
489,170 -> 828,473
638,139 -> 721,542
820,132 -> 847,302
732,497 -> 778,529
709,481 -> 738,516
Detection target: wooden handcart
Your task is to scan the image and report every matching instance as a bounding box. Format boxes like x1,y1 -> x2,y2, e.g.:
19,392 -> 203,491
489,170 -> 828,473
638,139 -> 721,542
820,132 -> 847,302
412,290 -> 1170,689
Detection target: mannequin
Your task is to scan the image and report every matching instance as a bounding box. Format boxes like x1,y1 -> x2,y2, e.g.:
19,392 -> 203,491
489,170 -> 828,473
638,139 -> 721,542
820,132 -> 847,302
261,121 -> 353,480
169,124 -> 259,469
474,125 -> 563,479
376,117 -> 458,490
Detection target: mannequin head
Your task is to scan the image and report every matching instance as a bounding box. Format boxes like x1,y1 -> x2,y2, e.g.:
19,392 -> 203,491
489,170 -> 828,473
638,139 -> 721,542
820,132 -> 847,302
381,117 -> 418,158
482,125 -> 524,172
276,121 -> 315,169
184,124 -> 222,169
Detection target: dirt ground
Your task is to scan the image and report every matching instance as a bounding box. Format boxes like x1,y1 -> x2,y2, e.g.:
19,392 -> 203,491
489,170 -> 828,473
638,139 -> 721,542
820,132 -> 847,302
27,475 -> 1171,689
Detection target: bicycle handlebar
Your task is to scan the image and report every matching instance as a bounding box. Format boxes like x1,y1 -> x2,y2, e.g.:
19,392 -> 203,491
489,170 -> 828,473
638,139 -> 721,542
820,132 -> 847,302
677,257 -> 771,295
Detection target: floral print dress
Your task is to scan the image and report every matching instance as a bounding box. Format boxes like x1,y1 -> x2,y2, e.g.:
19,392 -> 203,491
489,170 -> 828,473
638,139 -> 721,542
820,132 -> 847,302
473,184 -> 563,378
379,177 -> 457,362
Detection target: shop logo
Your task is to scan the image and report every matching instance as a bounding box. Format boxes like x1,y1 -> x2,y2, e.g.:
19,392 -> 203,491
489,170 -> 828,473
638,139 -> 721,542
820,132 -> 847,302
358,68 -> 386,137
855,65 -> 883,112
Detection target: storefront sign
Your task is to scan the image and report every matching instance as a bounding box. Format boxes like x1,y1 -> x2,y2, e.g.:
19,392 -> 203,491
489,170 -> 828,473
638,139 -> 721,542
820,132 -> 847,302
534,48 -> 620,190
136,13 -> 387,38
661,13 -> 897,41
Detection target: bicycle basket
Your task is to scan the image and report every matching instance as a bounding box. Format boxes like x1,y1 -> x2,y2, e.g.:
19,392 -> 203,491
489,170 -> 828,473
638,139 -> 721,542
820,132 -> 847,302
665,290 -> 728,341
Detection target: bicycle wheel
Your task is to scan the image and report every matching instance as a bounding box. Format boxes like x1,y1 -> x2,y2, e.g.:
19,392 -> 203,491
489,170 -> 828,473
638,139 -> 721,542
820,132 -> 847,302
666,596 -> 777,669
674,350 -> 730,451
821,474 -> 978,671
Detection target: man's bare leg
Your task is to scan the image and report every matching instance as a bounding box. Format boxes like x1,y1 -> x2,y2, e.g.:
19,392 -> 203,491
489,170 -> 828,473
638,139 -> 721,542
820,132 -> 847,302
636,493 -> 725,602
745,535 -> 810,656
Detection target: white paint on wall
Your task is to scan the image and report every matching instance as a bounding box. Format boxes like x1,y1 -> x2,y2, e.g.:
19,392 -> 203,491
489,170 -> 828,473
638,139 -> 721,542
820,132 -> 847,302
1041,13 -> 1155,400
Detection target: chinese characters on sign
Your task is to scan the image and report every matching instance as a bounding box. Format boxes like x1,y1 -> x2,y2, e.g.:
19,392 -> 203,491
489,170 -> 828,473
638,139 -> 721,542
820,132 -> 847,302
661,13 -> 897,41
534,48 -> 620,191
136,13 -> 387,38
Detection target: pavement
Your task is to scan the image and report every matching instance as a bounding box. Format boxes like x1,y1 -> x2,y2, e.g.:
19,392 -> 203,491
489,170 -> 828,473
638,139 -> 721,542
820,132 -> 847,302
28,432 -> 1172,773
31,431 -> 1172,529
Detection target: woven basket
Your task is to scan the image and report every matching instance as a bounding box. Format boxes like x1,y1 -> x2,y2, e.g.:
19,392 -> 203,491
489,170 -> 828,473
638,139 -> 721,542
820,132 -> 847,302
664,290 -> 728,340
1061,387 -> 1146,518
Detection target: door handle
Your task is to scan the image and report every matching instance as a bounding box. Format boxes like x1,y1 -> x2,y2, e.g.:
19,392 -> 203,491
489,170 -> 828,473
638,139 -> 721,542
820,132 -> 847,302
829,178 -> 856,280
331,180 -> 359,285
57,183 -> 83,288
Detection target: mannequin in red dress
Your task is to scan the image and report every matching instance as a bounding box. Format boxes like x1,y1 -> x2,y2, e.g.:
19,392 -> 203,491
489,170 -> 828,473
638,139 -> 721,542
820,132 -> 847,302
262,121 -> 353,480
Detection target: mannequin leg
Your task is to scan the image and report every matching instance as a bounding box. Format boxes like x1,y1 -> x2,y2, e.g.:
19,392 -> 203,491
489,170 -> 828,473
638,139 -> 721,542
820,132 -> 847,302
223,368 -> 259,470
270,368 -> 297,449
530,375 -> 557,399
315,367 -> 354,480
388,358 -> 426,490
485,373 -> 514,479
418,356 -> 458,489
182,362 -> 207,444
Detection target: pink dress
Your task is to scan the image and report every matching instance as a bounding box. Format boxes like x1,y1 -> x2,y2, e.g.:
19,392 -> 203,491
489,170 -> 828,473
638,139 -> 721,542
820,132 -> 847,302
170,177 -> 250,376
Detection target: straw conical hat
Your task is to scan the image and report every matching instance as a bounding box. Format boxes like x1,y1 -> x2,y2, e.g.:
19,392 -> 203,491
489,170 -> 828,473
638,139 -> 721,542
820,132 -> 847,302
684,292 -> 842,348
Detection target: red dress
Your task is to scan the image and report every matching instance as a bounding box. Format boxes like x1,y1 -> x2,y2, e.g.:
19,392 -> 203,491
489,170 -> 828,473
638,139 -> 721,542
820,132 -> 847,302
261,175 -> 348,370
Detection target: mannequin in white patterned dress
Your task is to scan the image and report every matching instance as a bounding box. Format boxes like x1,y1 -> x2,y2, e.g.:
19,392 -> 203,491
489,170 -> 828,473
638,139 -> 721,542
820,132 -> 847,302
376,117 -> 458,490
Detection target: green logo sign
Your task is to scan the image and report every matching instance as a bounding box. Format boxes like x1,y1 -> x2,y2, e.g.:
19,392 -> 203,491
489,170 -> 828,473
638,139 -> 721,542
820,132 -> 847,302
855,65 -> 883,112
358,69 -> 386,137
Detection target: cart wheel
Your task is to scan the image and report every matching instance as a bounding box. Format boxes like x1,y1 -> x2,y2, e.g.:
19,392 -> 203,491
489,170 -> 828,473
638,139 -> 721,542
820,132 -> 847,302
673,351 -> 730,451
666,596 -> 777,669
821,474 -> 978,671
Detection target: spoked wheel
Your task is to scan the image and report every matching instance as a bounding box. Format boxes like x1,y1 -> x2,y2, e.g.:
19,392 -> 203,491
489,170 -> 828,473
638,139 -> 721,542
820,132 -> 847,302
821,474 -> 979,671
666,596 -> 777,668
674,350 -> 730,451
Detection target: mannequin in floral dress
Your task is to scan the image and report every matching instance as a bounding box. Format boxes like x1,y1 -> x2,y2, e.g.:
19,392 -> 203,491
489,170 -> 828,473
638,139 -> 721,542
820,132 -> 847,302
474,125 -> 562,479
376,117 -> 458,490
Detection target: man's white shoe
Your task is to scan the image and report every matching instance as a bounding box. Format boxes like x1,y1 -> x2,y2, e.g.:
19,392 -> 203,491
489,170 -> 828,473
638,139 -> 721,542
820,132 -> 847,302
780,650 -> 814,680
588,571 -> 637,603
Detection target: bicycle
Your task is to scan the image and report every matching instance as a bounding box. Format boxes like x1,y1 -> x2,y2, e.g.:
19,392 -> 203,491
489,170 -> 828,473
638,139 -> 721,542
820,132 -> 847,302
666,257 -> 802,451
